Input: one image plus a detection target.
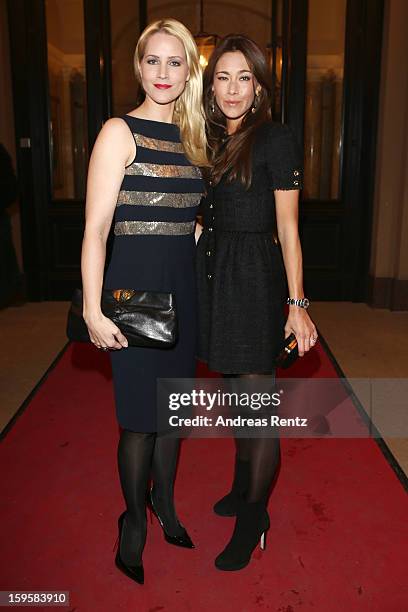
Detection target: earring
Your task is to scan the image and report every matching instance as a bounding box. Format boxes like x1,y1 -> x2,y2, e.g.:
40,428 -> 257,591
210,95 -> 216,114
251,92 -> 260,114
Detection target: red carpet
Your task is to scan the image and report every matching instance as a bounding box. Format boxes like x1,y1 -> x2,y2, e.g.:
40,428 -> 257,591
1,341 -> 407,611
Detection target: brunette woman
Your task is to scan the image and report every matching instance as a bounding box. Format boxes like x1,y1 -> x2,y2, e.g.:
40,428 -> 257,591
196,34 -> 317,571
81,19 -> 207,584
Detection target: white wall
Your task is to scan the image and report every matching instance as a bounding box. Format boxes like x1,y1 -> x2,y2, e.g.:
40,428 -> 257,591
371,0 -> 408,283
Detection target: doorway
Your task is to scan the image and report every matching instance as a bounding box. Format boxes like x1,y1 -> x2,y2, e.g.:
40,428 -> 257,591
7,0 -> 383,300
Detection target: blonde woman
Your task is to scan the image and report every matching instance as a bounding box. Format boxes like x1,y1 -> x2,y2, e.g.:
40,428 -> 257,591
81,19 -> 207,584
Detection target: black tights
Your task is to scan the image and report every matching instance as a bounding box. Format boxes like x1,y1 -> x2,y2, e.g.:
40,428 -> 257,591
231,373 -> 281,504
151,434 -> 183,534
235,436 -> 280,503
117,430 -> 183,564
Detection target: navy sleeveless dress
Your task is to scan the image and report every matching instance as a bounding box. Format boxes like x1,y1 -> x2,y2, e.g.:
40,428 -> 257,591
104,115 -> 204,432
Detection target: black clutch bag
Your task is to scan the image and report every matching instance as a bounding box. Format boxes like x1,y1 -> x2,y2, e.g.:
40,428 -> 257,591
66,288 -> 178,348
275,333 -> 298,368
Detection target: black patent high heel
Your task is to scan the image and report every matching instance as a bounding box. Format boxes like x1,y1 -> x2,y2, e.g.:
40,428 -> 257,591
114,512 -> 144,584
148,489 -> 195,549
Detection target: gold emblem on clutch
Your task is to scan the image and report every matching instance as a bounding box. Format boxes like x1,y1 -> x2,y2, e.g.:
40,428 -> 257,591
113,289 -> 135,302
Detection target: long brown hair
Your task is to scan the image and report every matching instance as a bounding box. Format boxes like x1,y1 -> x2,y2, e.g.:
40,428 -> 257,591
203,34 -> 272,187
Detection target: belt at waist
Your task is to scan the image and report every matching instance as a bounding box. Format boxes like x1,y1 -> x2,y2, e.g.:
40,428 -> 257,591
115,220 -> 195,236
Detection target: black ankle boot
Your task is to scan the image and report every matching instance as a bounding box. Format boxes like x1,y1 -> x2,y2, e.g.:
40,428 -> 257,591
214,500 -> 270,571
213,457 -> 250,517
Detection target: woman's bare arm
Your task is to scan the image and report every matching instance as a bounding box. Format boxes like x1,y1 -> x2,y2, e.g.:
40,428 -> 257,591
275,189 -> 317,356
81,118 -> 134,350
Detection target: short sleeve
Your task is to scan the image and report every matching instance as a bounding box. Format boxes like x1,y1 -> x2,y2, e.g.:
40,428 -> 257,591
264,123 -> 303,190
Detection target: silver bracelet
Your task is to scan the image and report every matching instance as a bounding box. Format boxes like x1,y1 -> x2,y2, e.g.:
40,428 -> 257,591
287,297 -> 310,309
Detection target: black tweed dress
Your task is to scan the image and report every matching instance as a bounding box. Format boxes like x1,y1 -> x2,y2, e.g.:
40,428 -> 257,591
196,121 -> 303,374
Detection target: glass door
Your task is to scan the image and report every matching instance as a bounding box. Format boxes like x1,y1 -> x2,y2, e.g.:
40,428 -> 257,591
280,0 -> 383,301
298,0 -> 348,300
45,0 -> 88,201
303,0 -> 346,202
110,0 -> 140,116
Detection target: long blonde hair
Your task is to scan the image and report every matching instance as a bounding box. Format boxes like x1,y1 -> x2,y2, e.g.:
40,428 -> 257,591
134,18 -> 209,167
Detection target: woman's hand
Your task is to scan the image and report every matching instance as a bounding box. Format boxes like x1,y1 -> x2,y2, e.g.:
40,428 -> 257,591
84,312 -> 128,351
285,308 -> 318,356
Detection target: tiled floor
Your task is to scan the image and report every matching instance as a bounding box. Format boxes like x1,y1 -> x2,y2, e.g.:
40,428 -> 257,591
1,301 -> 407,477
0,302 -> 69,433
311,302 -> 408,476
311,302 -> 408,378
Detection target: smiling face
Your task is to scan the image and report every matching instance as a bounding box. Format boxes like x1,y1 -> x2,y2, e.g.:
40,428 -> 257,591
213,51 -> 260,124
138,31 -> 190,105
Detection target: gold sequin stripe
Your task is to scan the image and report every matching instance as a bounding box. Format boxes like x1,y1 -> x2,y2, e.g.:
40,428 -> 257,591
116,190 -> 202,208
114,220 -> 195,236
125,162 -> 201,179
133,133 -> 185,154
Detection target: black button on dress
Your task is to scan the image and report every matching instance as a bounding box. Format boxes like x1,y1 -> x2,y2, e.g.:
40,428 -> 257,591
104,115 -> 204,431
196,121 -> 303,374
